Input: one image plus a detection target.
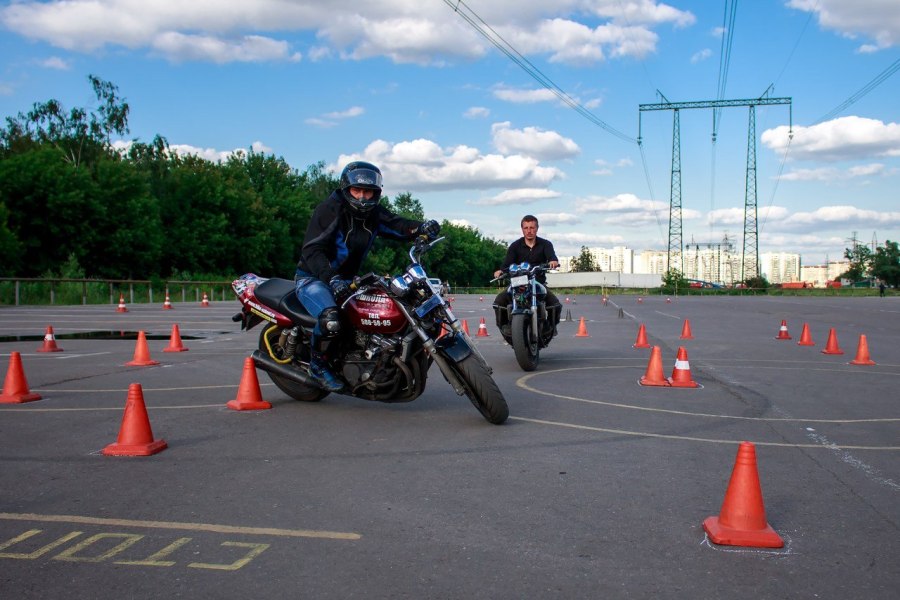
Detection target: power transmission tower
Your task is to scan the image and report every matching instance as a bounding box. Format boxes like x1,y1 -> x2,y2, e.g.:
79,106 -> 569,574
638,95 -> 792,283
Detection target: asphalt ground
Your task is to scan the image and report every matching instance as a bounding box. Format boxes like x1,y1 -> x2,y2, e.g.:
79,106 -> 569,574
0,294 -> 898,599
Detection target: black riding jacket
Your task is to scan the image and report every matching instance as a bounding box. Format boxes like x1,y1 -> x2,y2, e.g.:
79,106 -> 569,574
297,190 -> 422,284
499,236 -> 559,284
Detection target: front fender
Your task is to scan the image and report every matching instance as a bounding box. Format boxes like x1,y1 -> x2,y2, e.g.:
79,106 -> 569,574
435,332 -> 474,363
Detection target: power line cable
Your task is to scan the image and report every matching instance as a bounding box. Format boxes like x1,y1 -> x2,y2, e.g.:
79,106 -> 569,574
812,58 -> 900,124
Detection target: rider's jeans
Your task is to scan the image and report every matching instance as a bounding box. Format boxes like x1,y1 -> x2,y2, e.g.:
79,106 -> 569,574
295,271 -> 337,338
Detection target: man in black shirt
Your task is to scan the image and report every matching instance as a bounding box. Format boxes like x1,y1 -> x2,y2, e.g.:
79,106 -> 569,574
492,215 -> 561,340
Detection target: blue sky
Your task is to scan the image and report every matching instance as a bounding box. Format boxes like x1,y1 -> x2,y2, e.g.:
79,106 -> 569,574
1,0 -> 898,265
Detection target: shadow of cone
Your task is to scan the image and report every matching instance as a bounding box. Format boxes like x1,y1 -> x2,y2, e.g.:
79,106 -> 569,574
680,319 -> 693,340
668,346 -> 699,388
639,346 -> 670,387
775,319 -> 791,340
227,357 -> 272,411
821,328 -> 844,355
476,317 -> 490,337
633,323 -> 650,348
703,441 -> 783,548
461,319 -> 470,335
797,322 -> 815,346
37,325 -> 63,352
0,352 -> 42,404
116,294 -> 128,313
849,334 -> 876,365
126,331 -> 160,366
163,324 -> 189,352
102,383 -> 167,456
575,317 -> 590,337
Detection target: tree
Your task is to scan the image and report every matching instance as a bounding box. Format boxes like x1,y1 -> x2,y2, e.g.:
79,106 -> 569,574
570,246 -> 596,272
842,243 -> 873,282
660,268 -> 689,294
872,240 -> 900,287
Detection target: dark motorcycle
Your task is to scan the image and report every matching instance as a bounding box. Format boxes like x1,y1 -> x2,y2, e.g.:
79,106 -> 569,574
232,236 -> 509,424
492,262 -> 558,371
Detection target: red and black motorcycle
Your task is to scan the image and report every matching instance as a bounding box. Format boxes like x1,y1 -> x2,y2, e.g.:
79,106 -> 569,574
232,236 -> 508,424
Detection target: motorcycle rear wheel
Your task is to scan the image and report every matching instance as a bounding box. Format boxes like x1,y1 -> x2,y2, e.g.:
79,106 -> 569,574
258,327 -> 329,402
511,313 -> 539,371
449,355 -> 509,424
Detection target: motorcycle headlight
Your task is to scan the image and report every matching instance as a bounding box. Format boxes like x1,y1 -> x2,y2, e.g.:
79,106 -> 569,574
519,262 -> 530,271
406,264 -> 427,283
390,275 -> 410,297
509,264 -> 519,275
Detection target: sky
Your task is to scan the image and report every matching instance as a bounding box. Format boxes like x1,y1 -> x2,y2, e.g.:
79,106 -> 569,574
1,0 -> 898,266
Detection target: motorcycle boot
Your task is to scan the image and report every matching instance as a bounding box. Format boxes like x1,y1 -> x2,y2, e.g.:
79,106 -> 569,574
307,309 -> 345,392
308,350 -> 344,392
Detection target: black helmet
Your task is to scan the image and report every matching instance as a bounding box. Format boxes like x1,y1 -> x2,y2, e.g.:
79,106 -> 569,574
340,161 -> 383,214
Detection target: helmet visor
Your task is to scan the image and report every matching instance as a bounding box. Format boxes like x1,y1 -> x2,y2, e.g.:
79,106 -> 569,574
344,167 -> 382,190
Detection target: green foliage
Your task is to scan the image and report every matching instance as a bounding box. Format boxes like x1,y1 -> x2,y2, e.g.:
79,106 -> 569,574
660,268 -> 689,293
743,274 -> 771,290
871,240 -> 900,287
569,246 -> 596,272
842,243 -> 874,282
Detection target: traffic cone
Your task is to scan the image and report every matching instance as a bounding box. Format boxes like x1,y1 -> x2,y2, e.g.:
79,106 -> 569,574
126,331 -> 160,366
0,352 -> 42,404
116,294 -> 128,313
775,319 -> 791,340
702,441 -> 783,548
37,325 -> 63,352
668,346 -> 699,388
575,317 -> 589,337
633,323 -> 651,348
162,292 -> 173,310
201,292 -> 210,307
821,328 -> 844,355
565,296 -> 570,304
479,296 -> 484,302
849,334 -> 876,365
680,319 -> 693,340
666,297 -> 672,304
227,357 -> 272,411
476,317 -> 490,337
162,324 -> 189,352
461,319 -> 470,335
797,323 -> 815,346
602,296 -> 608,306
638,296 -> 643,303
102,383 -> 168,456
639,346 -> 670,387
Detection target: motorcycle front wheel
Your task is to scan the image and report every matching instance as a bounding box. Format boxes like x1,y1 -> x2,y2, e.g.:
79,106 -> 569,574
511,313 -> 539,371
448,354 -> 509,424
258,326 -> 329,402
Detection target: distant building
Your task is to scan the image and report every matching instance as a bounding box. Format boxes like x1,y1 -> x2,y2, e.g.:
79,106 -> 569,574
760,252 -> 802,284
800,261 -> 849,287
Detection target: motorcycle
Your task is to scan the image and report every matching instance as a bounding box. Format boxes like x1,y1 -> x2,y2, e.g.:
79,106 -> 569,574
231,236 -> 509,424
492,262 -> 559,371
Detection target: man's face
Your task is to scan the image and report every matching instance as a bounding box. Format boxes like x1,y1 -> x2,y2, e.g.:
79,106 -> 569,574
521,220 -> 538,242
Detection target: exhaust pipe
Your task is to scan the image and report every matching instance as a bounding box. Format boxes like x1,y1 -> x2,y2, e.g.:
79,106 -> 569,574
251,350 -> 322,389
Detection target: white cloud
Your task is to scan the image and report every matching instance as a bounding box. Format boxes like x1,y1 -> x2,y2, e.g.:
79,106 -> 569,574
469,188 -> 562,206
493,87 -> 559,104
491,122 -> 580,160
534,212 -> 580,225
575,193 -> 668,214
788,0 -> 899,51
112,139 -> 270,162
778,205 -> 900,230
39,56 -> 69,69
762,116 -> 900,161
690,48 -> 711,63
305,106 -> 365,128
464,107 -> 490,119
779,163 -> 890,181
152,32 -> 300,63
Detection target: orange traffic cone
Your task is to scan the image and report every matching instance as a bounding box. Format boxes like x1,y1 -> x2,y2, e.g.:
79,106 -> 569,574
479,296 -> 484,302
602,296 -> 608,306
0,352 -> 42,404
201,292 -> 210,307
162,292 -> 173,310
849,334 -> 876,365
461,319 -> 470,335
126,331 -> 160,366
227,357 -> 272,411
163,324 -> 189,352
775,319 -> 791,340
680,319 -> 693,340
666,297 -> 672,304
797,322 -> 815,346
703,441 -> 783,548
638,296 -> 643,303
565,296 -> 570,304
639,346 -> 670,387
476,317 -> 490,337
37,325 -> 63,352
821,328 -> 844,355
633,323 -> 650,348
102,383 -> 168,456
116,294 -> 128,313
668,346 -> 699,388
575,317 -> 589,337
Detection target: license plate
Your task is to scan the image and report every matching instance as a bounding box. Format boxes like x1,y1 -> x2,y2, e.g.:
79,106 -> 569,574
510,275 -> 529,287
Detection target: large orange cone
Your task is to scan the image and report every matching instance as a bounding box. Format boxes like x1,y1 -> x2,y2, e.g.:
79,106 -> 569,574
679,319 -> 693,340
639,346 -> 670,387
125,331 -> 160,366
821,328 -> 844,355
849,334 -> 876,365
797,322 -> 815,346
162,324 -> 189,352
102,383 -> 167,456
668,346 -> 699,388
116,294 -> 128,313
461,319 -> 470,335
476,317 -> 490,337
201,292 -> 210,307
703,441 -> 783,548
633,323 -> 650,348
0,352 -> 42,404
227,357 -> 272,411
575,317 -> 589,337
775,319 -> 791,340
37,325 -> 63,353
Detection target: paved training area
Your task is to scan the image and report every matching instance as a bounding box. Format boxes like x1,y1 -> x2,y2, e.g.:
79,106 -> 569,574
1,294 -> 898,599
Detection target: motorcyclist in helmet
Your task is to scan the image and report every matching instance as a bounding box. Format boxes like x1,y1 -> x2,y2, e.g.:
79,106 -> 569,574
295,161 -> 441,391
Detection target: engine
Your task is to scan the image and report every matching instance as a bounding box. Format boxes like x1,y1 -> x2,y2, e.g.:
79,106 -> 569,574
340,331 -> 404,396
